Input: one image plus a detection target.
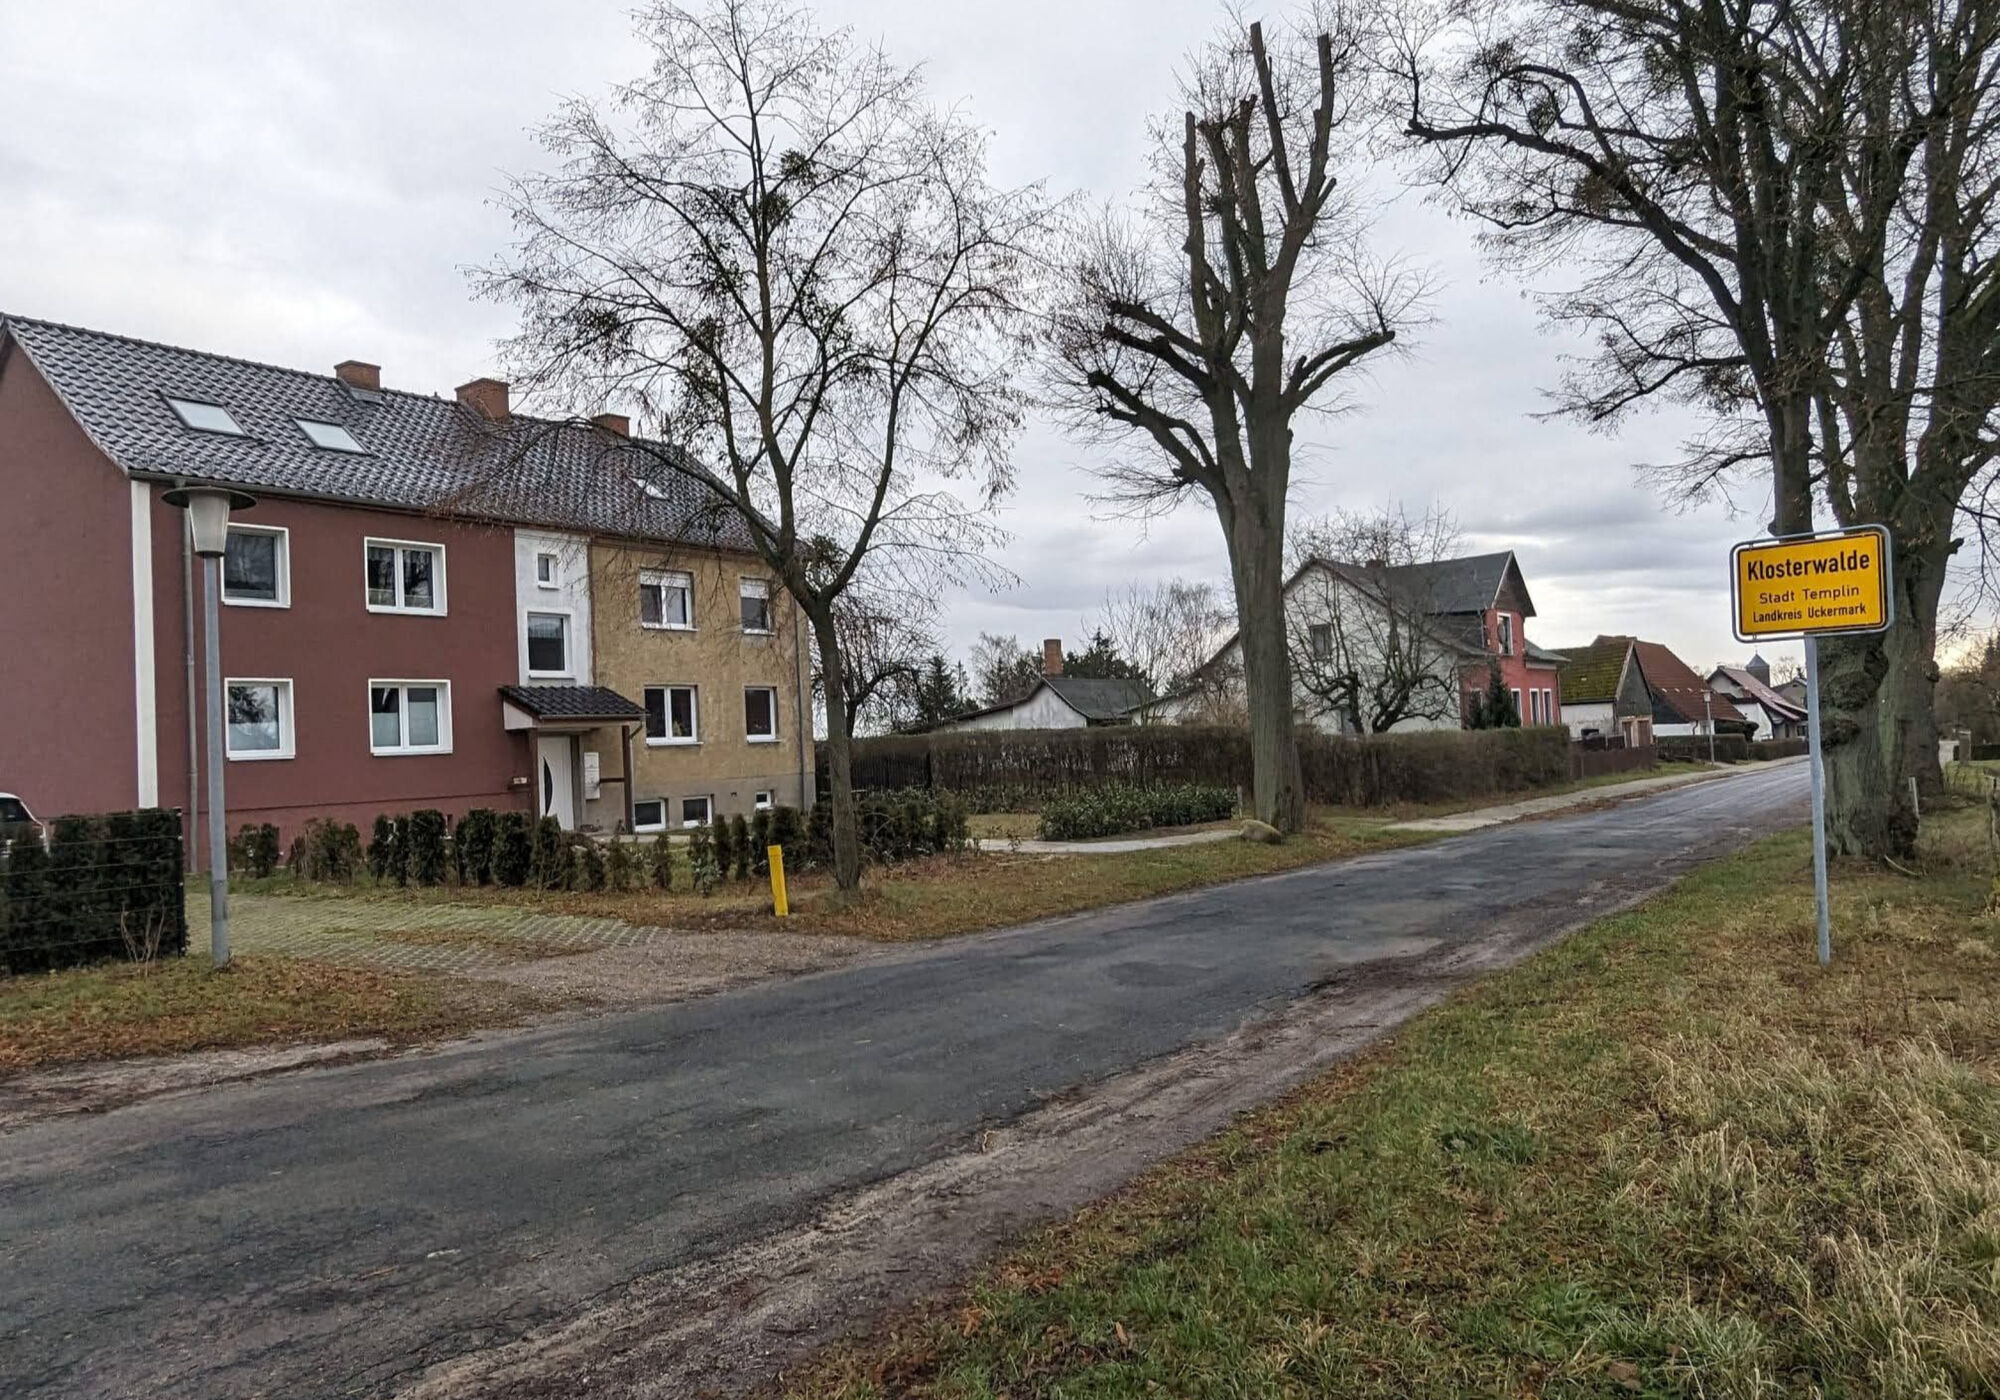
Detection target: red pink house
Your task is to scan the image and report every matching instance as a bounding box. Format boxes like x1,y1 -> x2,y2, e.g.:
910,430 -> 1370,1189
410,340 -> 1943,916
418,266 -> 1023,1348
0,313 -> 801,859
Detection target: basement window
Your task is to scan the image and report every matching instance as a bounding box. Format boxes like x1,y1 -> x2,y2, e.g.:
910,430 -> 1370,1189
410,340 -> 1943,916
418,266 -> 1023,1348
166,397 -> 246,436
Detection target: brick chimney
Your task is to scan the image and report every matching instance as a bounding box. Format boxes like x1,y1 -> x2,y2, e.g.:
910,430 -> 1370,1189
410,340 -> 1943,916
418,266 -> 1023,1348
456,377 -> 510,421
590,412 -> 630,437
1042,638 -> 1064,677
1365,556 -> 1387,569
334,360 -> 381,392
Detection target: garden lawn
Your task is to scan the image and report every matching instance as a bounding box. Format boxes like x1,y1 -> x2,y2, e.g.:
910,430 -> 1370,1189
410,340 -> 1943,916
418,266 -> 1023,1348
0,955 -> 556,1074
785,804 -> 2000,1399
243,806 -> 1431,946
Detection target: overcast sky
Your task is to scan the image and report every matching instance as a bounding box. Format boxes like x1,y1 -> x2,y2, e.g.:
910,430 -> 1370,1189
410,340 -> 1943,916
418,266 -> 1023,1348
0,0 -> 1800,676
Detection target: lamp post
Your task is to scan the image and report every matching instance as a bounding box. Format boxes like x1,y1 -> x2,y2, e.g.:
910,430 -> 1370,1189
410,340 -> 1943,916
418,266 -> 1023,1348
163,485 -> 256,969
1703,688 -> 1716,763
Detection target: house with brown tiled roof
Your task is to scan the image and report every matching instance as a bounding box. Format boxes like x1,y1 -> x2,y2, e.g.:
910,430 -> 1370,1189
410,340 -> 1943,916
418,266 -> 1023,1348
1549,637 -> 1653,745
1707,655 -> 1807,740
1553,636 -> 1752,743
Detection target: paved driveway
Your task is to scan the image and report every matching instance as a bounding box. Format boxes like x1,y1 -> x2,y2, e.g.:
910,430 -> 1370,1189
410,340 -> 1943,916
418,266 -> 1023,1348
0,763 -> 1808,1399
210,891 -> 683,973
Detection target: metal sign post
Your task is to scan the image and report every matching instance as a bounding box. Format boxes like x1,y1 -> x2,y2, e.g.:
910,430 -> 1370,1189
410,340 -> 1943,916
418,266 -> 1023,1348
1729,524 -> 1895,967
1804,636 -> 1831,966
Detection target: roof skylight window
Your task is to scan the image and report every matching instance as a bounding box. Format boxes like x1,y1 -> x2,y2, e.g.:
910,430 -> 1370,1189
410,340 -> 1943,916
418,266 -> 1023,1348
296,419 -> 365,453
632,476 -> 671,501
166,397 -> 246,436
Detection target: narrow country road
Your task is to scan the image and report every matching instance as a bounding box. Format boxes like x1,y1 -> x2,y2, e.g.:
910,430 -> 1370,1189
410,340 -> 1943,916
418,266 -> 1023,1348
0,763 -> 1808,1399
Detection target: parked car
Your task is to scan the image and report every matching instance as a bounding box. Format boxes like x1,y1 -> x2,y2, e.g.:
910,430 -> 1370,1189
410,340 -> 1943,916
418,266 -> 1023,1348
0,792 -> 47,850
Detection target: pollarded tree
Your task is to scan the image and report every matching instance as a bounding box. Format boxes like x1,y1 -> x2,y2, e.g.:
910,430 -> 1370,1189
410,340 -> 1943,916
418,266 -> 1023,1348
482,0 -> 1056,890
1047,8 -> 1425,832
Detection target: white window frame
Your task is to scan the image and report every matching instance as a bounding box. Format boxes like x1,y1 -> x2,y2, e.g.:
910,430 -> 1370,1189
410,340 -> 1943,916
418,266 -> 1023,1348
744,685 -> 779,743
1497,614 -> 1514,657
754,790 -> 774,811
640,569 -> 696,631
644,684 -> 700,746
1308,622 -> 1333,662
165,396 -> 246,436
222,524 -> 290,609
680,795 -> 713,828
223,677 -> 295,761
295,418 -> 365,453
524,610 -> 573,679
363,537 -> 448,616
632,798 -> 667,833
368,679 -> 454,757
1510,687 -> 1524,721
739,577 -> 773,635
535,551 -> 560,589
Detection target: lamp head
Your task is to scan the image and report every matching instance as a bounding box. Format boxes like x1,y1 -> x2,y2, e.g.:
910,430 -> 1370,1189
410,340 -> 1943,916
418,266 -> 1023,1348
162,485 -> 257,557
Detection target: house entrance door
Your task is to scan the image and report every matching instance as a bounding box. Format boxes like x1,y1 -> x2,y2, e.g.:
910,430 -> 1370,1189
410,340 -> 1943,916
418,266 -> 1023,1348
537,735 -> 576,828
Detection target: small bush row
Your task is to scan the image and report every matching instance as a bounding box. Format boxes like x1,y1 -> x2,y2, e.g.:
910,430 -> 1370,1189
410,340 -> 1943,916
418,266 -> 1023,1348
1037,782 -> 1236,841
1,808 -> 187,975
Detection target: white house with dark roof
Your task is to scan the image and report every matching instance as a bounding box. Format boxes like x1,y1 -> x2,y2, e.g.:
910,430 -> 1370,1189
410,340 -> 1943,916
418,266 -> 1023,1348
1150,550 -> 1564,732
930,640 -> 1153,731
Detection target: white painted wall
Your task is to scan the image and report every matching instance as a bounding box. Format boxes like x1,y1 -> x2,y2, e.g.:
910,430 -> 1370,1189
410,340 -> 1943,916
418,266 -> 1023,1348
938,683 -> 1085,731
1563,701 -> 1615,740
514,529 -> 593,685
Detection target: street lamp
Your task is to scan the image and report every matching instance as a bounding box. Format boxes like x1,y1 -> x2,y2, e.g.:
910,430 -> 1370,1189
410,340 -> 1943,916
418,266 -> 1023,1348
1703,688 -> 1716,763
164,484 -> 256,969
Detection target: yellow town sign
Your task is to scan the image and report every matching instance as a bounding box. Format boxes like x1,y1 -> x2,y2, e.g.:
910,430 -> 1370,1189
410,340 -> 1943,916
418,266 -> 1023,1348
1731,525 -> 1893,642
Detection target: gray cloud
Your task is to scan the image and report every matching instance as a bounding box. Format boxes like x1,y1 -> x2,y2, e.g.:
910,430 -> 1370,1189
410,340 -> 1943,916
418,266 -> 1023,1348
0,0 -> 1797,677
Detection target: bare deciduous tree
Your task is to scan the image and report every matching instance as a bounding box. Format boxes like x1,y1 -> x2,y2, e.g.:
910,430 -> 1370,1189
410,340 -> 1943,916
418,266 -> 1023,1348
1286,506 -> 1466,732
968,632 -> 1044,707
1093,578 -> 1236,706
1396,0 -> 1967,857
1047,8 -> 1424,832
820,580 -> 944,737
481,0 -> 1055,888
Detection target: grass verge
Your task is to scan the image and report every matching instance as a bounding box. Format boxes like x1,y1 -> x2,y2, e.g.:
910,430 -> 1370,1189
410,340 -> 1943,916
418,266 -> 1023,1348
785,804 -> 2000,1399
0,954 -> 558,1074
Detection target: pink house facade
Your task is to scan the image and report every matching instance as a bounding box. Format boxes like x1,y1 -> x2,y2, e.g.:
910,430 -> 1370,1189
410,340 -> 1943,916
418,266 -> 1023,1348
0,314 -> 755,858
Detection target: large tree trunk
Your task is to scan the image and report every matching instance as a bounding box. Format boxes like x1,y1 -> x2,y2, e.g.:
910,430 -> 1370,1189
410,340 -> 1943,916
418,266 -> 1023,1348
1224,502 -> 1305,832
1820,528 -> 1951,859
810,611 -> 863,892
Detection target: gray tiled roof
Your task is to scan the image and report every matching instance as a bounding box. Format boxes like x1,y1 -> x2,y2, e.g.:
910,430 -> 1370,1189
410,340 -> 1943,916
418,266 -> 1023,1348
2,313 -> 753,550
1360,550 -> 1530,617
1043,675 -> 1154,720
498,685 -> 647,722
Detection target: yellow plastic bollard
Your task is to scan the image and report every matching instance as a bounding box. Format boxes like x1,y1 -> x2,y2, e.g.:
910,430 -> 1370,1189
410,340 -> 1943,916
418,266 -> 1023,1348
768,845 -> 789,917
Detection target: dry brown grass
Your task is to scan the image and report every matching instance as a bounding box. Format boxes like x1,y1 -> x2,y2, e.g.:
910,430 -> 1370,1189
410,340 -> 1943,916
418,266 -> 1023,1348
0,955 -> 557,1074
783,805 -> 2000,1399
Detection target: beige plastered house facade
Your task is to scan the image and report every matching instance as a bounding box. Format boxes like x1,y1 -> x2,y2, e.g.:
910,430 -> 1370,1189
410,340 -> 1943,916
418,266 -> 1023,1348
582,540 -> 815,832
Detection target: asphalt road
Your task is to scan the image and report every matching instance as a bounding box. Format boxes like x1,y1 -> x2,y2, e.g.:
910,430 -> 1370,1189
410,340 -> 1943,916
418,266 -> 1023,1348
0,762 -> 1808,1398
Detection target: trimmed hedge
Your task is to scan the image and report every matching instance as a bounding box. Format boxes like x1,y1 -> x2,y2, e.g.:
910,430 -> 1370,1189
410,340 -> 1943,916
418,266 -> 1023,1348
842,725 -> 1576,810
0,807 -> 187,974
1038,783 -> 1236,841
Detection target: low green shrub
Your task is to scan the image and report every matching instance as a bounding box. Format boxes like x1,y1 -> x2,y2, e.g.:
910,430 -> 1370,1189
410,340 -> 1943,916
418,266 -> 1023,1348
366,815 -> 397,882
567,838 -> 607,893
230,823 -> 281,879
1037,782 -> 1236,841
292,818 -> 362,882
455,809 -> 498,886
649,831 -> 675,890
405,810 -> 449,887
729,814 -> 752,880
529,816 -> 567,890
493,813 -> 533,887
